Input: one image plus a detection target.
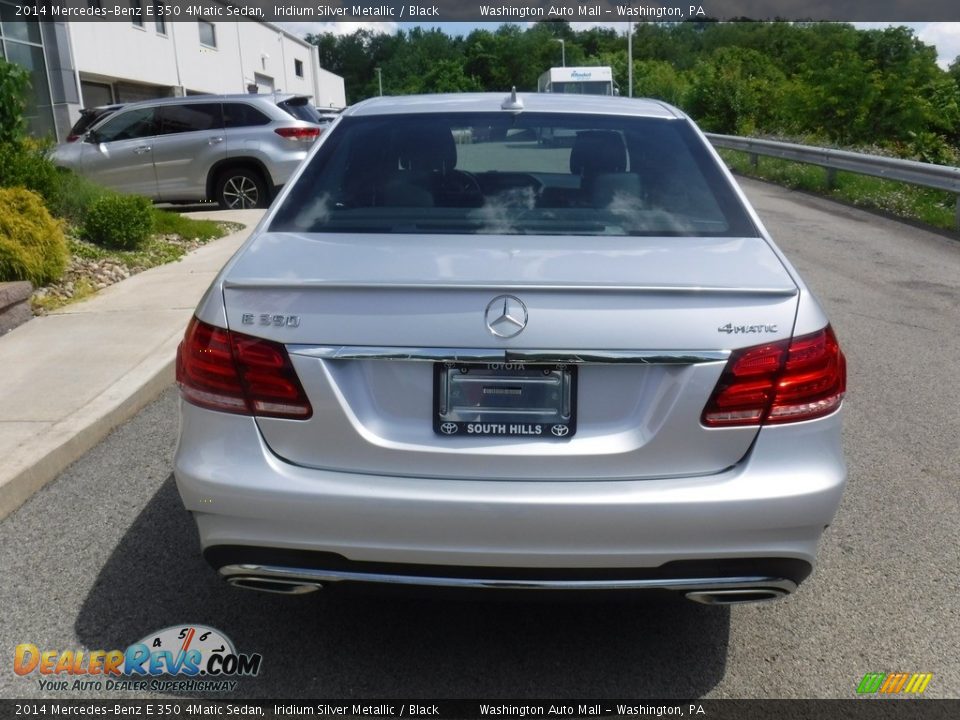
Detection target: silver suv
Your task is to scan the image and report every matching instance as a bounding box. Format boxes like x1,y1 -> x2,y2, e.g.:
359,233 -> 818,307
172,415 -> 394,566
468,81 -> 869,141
51,94 -> 323,209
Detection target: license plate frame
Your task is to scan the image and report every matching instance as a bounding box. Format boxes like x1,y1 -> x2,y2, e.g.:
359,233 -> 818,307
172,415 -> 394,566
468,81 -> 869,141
433,362 -> 577,439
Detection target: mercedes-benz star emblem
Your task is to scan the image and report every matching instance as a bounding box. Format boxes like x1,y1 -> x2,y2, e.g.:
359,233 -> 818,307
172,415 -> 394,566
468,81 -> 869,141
551,425 -> 570,437
485,295 -> 528,338
440,422 -> 459,435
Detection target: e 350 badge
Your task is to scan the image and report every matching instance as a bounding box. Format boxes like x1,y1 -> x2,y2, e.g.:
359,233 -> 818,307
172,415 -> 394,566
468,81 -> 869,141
14,625 -> 262,692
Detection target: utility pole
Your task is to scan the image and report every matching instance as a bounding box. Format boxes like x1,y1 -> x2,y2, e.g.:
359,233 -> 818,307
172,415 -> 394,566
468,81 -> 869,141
375,67 -> 383,96
554,38 -> 565,67
627,23 -> 633,98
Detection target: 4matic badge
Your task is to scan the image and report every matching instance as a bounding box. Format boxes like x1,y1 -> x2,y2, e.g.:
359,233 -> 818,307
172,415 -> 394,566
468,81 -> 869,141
717,323 -> 778,335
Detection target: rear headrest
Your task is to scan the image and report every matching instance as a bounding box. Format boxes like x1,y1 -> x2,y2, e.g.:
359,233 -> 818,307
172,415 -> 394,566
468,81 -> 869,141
570,130 -> 627,176
396,125 -> 457,173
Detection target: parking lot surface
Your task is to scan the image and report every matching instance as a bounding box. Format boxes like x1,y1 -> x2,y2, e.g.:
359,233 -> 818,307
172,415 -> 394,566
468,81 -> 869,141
1,178 -> 958,699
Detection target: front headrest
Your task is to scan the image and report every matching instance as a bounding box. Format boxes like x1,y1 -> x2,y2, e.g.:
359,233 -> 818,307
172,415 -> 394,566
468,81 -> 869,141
570,130 -> 627,176
396,125 -> 457,173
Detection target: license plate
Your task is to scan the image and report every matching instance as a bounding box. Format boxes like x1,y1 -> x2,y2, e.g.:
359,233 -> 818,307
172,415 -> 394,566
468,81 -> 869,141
434,363 -> 577,439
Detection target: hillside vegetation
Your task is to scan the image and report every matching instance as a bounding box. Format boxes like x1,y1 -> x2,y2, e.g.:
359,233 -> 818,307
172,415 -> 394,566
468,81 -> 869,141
310,21 -> 960,164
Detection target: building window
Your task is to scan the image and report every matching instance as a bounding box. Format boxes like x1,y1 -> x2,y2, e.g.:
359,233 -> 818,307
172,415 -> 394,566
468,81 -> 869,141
0,2 -> 43,43
130,0 -> 144,27
198,20 -> 216,48
155,3 -> 166,34
0,6 -> 56,138
294,59 -> 304,78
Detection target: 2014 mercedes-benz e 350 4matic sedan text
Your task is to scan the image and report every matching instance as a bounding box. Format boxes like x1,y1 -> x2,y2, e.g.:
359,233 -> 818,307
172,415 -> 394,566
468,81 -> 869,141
174,92 -> 847,604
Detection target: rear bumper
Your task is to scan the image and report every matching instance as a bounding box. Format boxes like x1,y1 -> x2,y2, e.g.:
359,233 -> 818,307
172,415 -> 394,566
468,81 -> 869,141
173,401 -> 845,592
208,548 -> 806,602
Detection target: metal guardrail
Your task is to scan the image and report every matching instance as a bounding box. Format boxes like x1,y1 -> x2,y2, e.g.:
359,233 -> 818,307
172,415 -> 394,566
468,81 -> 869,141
706,133 -> 960,230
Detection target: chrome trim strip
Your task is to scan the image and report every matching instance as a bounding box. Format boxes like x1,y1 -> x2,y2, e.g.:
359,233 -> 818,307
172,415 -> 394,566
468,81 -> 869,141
222,280 -> 798,297
288,346 -> 730,365
219,564 -> 797,593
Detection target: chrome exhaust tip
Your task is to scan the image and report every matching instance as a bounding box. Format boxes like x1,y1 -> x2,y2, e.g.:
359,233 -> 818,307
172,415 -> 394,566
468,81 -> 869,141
685,588 -> 788,605
226,576 -> 323,595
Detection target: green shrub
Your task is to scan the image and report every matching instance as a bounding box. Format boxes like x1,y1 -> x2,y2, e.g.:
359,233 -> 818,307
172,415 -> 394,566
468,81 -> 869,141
0,139 -> 60,201
82,194 -> 155,249
0,187 -> 69,286
48,170 -> 110,225
0,60 -> 29,145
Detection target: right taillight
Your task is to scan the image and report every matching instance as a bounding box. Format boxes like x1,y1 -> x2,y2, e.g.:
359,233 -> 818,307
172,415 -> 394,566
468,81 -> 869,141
702,325 -> 846,427
274,126 -> 322,143
176,317 -> 312,420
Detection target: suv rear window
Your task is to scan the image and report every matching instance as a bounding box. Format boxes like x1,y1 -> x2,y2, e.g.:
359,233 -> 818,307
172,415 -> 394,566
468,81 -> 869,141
270,112 -> 758,237
158,103 -> 223,134
277,97 -> 320,123
224,102 -> 271,128
70,106 -> 121,138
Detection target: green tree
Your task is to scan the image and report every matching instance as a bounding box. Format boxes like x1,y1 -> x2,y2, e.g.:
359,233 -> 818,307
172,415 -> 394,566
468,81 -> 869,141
685,47 -> 787,135
421,60 -> 481,94
302,21 -> 960,159
0,59 -> 29,144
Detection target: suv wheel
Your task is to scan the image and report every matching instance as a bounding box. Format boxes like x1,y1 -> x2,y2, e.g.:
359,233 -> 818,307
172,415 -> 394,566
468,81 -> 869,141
216,168 -> 268,209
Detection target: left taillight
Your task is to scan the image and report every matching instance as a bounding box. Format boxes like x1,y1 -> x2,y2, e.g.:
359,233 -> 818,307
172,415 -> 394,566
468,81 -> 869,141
701,325 -> 846,427
176,317 -> 312,420
274,126 -> 322,143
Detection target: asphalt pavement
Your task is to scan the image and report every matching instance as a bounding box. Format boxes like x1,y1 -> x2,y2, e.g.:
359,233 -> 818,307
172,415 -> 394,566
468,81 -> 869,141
0,209 -> 263,520
0,179 -> 958,700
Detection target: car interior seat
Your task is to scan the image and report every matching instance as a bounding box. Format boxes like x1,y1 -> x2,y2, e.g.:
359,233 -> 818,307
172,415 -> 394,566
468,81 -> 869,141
569,130 -> 641,208
381,125 -> 459,207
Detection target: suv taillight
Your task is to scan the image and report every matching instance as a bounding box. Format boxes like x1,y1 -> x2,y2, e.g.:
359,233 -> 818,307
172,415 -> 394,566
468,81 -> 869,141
274,126 -> 321,142
176,317 -> 312,420
702,326 -> 846,427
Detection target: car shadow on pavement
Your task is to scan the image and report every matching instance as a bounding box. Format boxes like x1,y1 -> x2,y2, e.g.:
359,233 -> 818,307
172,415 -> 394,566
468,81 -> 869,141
76,476 -> 731,698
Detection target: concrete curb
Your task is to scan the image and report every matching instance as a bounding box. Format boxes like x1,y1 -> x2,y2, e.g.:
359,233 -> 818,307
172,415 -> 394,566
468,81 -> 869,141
0,332 -> 179,520
0,210 -> 261,521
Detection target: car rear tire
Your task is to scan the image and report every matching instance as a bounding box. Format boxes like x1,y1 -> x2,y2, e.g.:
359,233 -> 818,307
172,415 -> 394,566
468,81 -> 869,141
215,168 -> 269,210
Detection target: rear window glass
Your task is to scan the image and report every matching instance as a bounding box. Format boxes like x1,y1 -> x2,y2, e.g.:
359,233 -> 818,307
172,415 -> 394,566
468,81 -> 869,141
158,103 -> 223,134
277,99 -> 320,123
224,103 -> 271,128
71,108 -> 117,136
93,107 -> 157,142
270,112 -> 758,238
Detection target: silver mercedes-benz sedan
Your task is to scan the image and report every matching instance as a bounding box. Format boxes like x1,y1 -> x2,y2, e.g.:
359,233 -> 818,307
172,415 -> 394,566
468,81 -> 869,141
174,92 -> 847,604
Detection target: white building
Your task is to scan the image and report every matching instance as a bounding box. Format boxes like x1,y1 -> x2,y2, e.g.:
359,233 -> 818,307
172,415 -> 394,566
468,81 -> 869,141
0,2 -> 346,141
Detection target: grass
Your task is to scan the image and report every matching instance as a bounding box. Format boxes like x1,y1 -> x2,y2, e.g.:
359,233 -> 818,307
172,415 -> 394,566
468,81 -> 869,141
718,149 -> 959,233
71,235 -> 189,270
70,211 -> 233,272
32,212 -> 238,312
151,209 -> 225,242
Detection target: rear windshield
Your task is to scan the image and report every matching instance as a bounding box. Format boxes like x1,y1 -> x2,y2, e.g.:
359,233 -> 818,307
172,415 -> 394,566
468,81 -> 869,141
270,112 -> 758,237
71,108 -> 117,136
277,98 -> 320,123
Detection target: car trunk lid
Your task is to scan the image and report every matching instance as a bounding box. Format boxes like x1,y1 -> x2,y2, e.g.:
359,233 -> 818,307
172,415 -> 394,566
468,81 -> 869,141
221,231 -> 799,480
